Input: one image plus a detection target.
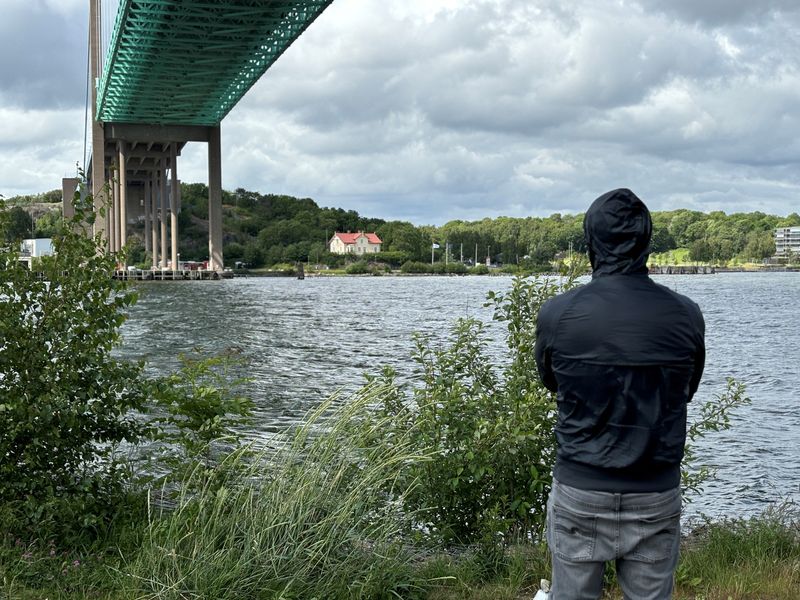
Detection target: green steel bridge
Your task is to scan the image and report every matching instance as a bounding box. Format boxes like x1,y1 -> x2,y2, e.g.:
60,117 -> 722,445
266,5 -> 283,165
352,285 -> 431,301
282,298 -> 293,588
86,0 -> 335,271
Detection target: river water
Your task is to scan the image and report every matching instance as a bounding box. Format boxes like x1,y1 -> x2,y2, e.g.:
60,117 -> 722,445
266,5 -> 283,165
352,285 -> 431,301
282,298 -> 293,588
118,272 -> 800,521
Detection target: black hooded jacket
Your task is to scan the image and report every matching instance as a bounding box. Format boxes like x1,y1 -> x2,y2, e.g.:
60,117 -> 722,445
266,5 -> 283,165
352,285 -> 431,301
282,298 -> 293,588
535,189 -> 705,492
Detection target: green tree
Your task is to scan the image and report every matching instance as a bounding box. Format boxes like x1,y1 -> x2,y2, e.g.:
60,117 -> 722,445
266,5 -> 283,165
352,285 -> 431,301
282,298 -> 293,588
742,231 -> 775,261
0,195 -> 147,538
34,210 -> 62,238
689,239 -> 714,263
3,206 -> 33,242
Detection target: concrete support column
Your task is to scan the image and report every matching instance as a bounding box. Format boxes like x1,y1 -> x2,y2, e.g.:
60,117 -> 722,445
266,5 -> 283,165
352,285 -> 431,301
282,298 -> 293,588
170,143 -> 179,270
118,142 -> 128,253
89,0 -> 106,246
105,170 -> 112,250
160,160 -> 168,268
150,173 -> 159,269
109,170 -> 118,253
208,125 -> 223,271
61,177 -> 79,221
113,165 -> 121,252
144,179 -> 151,256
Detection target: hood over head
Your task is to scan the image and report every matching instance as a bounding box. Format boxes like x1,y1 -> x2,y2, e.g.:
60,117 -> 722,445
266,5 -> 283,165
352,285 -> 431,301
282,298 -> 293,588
584,188 -> 652,276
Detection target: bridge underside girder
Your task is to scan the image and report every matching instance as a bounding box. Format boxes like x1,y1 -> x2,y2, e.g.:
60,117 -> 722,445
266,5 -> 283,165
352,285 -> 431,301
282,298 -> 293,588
97,0 -> 334,126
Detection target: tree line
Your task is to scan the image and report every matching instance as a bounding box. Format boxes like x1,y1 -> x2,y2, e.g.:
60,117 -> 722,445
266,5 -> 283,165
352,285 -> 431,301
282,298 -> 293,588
181,186 -> 800,267
6,185 -> 800,267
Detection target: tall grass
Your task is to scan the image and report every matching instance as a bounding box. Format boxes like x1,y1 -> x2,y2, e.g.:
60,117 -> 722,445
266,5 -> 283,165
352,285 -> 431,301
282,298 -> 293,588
117,384 -> 436,599
675,504 -> 800,600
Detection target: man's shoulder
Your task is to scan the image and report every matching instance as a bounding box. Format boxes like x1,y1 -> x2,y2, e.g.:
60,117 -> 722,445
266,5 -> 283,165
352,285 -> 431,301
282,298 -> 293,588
539,285 -> 586,327
650,279 -> 704,318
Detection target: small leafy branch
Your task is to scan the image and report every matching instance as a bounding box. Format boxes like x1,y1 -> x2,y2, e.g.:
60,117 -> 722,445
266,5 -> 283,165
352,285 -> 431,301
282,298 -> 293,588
364,268 -> 583,546
682,378 -> 751,497
144,348 -> 254,478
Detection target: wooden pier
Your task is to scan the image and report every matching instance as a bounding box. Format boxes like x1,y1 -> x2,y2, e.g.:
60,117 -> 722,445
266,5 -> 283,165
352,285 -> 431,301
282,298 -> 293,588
649,265 -> 716,275
113,268 -> 233,281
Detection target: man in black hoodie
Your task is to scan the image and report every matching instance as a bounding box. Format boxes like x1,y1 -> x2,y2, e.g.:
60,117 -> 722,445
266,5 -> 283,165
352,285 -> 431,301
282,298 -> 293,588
535,189 -> 705,599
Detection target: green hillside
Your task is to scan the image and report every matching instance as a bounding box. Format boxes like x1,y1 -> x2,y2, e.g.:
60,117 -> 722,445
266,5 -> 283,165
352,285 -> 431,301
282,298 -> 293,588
6,185 -> 800,269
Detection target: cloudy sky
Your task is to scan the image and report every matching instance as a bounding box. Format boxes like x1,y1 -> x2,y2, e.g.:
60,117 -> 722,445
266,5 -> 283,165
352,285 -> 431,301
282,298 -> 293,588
1,0 -> 798,224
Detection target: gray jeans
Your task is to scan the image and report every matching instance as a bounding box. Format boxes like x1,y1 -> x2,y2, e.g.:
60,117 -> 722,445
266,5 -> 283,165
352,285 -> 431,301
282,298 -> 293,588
545,479 -> 681,600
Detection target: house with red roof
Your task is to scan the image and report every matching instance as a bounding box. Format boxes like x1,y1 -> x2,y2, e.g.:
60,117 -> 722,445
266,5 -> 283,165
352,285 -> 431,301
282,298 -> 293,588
329,231 -> 382,255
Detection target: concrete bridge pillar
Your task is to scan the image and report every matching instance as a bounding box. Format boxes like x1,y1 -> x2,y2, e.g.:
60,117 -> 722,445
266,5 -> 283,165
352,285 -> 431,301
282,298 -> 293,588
61,177 -> 78,221
208,125 -> 223,271
109,170 -> 117,253
160,160 -> 168,268
105,170 -> 112,250
144,178 -> 151,257
118,142 -> 128,254
170,143 -> 179,270
113,164 -> 121,252
89,0 -> 106,246
150,173 -> 159,269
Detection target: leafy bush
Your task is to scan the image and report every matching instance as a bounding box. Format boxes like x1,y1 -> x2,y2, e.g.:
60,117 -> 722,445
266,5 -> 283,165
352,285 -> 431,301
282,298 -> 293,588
401,260 -> 432,274
500,264 -> 521,274
363,274 -> 578,544
145,350 -> 254,474
373,250 -> 412,266
469,264 -> 490,275
0,194 -> 147,540
345,260 -> 369,274
682,378 -> 750,497
0,191 -> 257,543
446,262 -> 468,274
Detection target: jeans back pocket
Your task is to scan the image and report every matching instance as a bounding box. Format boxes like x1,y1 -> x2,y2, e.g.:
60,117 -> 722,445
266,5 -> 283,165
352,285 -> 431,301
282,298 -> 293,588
549,504 -> 598,562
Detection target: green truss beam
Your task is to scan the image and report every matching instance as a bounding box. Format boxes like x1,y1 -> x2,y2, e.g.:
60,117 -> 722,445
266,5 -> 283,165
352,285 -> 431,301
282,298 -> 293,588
97,0 -> 334,126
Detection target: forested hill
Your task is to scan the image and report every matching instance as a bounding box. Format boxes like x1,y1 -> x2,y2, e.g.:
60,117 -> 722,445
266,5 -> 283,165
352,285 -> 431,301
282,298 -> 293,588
5,185 -> 800,268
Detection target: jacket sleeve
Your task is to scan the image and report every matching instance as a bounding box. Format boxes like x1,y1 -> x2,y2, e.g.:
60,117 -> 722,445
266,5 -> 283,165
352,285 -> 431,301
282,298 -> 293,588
688,303 -> 706,399
535,300 -> 559,393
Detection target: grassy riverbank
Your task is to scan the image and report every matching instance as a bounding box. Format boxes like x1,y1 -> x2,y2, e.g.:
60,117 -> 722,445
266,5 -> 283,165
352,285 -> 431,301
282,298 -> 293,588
2,507 -> 797,599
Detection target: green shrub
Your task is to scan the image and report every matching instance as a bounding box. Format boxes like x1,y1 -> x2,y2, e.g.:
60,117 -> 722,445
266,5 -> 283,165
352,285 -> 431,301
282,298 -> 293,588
469,264 -> 490,275
400,260 -> 432,274
500,264 -> 521,274
145,350 -> 254,474
0,193 -> 147,541
363,274 -> 578,544
682,378 -> 750,497
446,262 -> 468,274
345,260 -> 369,274
368,262 -> 392,275
373,250 -> 412,266
0,190 -> 259,543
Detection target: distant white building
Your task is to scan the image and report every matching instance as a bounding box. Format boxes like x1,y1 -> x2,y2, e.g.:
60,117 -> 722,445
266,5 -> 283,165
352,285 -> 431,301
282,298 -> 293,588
329,232 -> 382,255
20,238 -> 54,258
774,227 -> 800,256
19,238 -> 54,269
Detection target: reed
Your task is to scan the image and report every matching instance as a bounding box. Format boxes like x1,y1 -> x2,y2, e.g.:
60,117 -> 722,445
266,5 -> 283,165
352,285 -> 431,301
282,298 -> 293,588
674,504 -> 800,600
118,384 -> 434,599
